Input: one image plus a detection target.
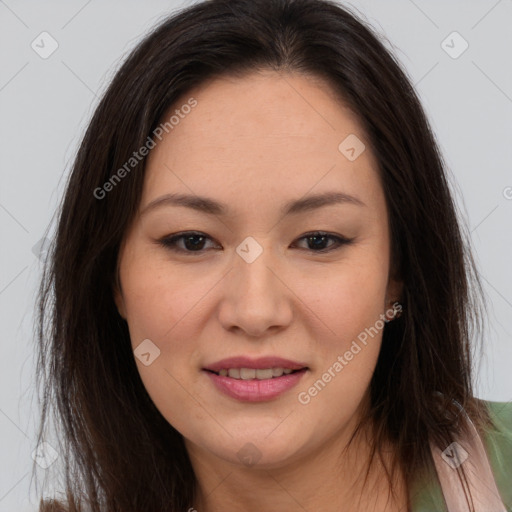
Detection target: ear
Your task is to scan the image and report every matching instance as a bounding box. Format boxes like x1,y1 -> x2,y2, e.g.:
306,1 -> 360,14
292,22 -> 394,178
385,274 -> 404,320
112,272 -> 127,320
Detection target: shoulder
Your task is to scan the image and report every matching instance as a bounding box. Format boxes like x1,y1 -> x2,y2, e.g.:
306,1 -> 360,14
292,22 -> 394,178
480,399 -> 512,511
410,399 -> 512,512
480,398 -> 512,451
483,399 -> 512,428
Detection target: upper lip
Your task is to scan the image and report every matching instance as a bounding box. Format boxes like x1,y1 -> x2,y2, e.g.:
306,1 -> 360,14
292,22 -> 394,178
203,356 -> 308,373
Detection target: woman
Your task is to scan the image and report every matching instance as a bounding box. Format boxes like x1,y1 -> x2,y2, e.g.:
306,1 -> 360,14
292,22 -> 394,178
34,0 -> 512,510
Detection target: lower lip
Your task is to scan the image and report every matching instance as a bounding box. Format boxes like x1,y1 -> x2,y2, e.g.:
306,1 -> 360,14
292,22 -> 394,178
204,369 -> 307,402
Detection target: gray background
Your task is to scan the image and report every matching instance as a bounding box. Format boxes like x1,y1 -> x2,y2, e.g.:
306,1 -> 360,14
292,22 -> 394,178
0,0 -> 511,509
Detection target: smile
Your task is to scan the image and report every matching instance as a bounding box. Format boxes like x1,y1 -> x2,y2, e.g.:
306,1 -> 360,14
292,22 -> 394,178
208,367 -> 300,379
204,367 -> 308,402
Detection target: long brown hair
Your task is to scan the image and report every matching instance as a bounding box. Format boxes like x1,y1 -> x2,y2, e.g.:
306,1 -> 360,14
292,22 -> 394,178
34,0 -> 493,510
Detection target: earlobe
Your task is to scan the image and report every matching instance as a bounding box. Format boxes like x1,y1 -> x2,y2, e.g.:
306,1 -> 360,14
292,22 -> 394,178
385,276 -> 404,319
387,268 -> 403,302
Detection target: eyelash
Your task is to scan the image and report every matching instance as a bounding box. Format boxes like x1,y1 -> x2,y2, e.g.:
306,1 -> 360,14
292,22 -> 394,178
157,231 -> 354,255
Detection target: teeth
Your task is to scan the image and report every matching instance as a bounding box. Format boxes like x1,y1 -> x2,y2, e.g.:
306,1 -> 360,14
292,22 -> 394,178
216,367 -> 299,379
255,368 -> 273,380
240,368 -> 256,380
228,368 -> 240,378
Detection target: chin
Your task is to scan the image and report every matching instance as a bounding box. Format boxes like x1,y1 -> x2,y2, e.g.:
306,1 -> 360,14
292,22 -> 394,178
203,432 -> 307,469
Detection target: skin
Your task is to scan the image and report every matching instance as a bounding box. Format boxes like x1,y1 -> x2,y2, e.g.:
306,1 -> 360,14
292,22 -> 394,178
114,70 -> 406,511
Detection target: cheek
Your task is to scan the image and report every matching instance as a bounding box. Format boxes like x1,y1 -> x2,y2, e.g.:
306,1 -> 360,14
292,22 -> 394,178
293,250 -> 388,410
120,254 -> 206,344
295,273 -> 386,432
296,252 -> 389,341
119,253 -> 212,400
119,257 -> 209,431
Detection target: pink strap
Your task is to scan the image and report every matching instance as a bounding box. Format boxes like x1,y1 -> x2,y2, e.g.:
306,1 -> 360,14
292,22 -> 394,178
429,403 -> 507,512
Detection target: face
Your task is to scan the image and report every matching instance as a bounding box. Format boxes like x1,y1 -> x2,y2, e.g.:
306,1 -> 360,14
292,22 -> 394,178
114,70 -> 402,469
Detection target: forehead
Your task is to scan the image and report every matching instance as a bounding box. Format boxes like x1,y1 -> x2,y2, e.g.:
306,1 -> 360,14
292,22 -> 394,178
155,70 -> 367,147
141,70 -> 384,217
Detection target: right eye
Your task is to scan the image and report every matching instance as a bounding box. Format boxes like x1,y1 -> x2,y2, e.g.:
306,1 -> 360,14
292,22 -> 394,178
157,231 -> 219,254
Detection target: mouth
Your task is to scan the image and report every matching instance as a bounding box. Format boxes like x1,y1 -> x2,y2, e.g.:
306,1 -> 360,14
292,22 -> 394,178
204,367 -> 307,379
202,356 -> 309,401
202,362 -> 309,402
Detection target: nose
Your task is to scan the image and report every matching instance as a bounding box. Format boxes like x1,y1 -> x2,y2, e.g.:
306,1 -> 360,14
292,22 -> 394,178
217,242 -> 293,338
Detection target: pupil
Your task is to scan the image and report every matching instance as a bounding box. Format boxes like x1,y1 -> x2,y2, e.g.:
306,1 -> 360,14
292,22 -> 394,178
309,235 -> 327,250
185,235 -> 204,251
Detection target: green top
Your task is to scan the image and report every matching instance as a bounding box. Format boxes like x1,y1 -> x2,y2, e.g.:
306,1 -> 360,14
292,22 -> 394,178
410,400 -> 512,511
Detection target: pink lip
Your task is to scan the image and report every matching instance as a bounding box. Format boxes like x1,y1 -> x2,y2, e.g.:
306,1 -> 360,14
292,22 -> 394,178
202,356 -> 309,402
204,368 -> 308,402
203,356 -> 308,373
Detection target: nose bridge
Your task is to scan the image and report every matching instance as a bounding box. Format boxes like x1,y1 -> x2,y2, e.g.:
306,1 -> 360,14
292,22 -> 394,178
234,236 -> 279,301
219,236 -> 292,336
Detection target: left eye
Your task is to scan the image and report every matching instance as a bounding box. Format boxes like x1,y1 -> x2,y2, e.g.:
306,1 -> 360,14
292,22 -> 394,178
293,232 -> 353,252
157,231 -> 353,254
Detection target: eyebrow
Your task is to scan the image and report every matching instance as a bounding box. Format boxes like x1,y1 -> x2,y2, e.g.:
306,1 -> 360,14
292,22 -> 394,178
140,191 -> 366,217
